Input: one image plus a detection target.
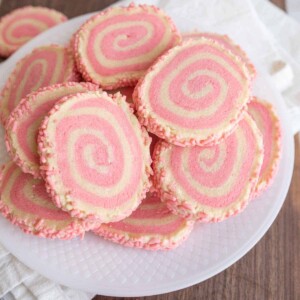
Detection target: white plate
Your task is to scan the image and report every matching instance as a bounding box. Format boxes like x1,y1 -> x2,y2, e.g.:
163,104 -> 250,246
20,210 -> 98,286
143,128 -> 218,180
0,1 -> 295,297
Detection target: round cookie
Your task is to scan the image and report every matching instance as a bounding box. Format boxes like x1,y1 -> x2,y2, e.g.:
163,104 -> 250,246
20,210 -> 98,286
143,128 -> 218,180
5,82 -> 100,179
153,113 -> 264,222
134,39 -> 251,147
73,3 -> 181,89
0,6 -> 67,57
183,32 -> 256,80
248,97 -> 282,196
0,162 -> 95,239
38,91 -> 152,222
0,44 -> 79,125
93,191 -> 194,250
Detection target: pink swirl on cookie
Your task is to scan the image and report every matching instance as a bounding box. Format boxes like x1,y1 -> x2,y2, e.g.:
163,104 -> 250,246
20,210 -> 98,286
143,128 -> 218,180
0,162 -> 96,239
248,97 -> 282,196
5,82 -> 100,178
38,91 -> 152,222
0,6 -> 67,57
153,113 -> 264,222
183,32 -> 256,80
73,3 -> 181,89
0,45 -> 79,125
93,191 -> 194,250
134,39 -> 251,146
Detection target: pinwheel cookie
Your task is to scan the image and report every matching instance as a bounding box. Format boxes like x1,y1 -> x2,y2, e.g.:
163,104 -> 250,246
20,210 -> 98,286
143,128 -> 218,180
5,82 -> 100,178
248,97 -> 282,196
153,113 -> 264,222
73,3 -> 181,89
0,44 -> 79,125
183,32 -> 256,80
0,6 -> 67,57
38,91 -> 152,222
93,191 -> 194,250
134,39 -> 251,146
0,162 -> 94,239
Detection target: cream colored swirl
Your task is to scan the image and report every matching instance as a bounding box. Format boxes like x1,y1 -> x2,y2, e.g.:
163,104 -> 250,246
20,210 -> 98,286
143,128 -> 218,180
157,53 -> 244,118
39,91 -> 151,222
154,114 -> 264,216
197,142 -> 227,173
0,45 -> 76,124
135,39 -> 250,146
5,83 -> 100,185
66,119 -> 133,198
0,162 -> 73,222
15,59 -> 48,106
93,21 -> 157,67
23,179 -> 56,209
5,19 -> 48,44
123,214 -> 178,226
75,5 -> 180,87
180,128 -> 245,197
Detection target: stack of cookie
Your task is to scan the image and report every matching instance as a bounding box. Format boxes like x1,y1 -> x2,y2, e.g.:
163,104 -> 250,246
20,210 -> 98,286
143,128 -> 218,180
0,4 -> 281,250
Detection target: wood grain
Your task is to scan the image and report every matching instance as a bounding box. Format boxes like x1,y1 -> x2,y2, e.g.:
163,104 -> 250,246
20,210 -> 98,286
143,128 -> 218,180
0,1 -> 298,299
270,0 -> 286,10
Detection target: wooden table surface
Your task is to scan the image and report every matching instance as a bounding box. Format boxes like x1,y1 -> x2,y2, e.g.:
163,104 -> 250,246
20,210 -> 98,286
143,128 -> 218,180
0,0 -> 299,299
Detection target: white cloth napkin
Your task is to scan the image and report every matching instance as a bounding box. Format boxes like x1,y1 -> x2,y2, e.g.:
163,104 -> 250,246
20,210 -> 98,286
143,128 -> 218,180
251,0 -> 300,134
0,0 -> 299,299
0,244 -> 93,300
